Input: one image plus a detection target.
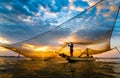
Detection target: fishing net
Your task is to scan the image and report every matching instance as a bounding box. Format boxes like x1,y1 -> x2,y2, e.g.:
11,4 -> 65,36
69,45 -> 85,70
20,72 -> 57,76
0,0 -> 120,59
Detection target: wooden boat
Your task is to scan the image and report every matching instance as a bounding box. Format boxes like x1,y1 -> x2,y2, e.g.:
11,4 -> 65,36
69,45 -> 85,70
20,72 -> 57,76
57,51 -> 95,62
67,57 -> 95,62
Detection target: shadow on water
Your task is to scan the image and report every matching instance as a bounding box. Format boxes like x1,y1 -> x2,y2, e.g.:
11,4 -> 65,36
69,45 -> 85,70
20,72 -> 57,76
0,57 -> 118,78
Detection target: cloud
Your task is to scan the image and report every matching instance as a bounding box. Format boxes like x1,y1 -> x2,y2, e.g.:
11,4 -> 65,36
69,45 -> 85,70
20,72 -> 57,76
5,5 -> 12,11
82,0 -> 100,6
110,5 -> 117,11
69,0 -> 89,12
45,11 -> 57,17
0,0 -> 119,45
18,16 -> 33,23
69,3 -> 84,11
69,0 -> 74,3
0,36 -> 11,43
76,7 -> 84,11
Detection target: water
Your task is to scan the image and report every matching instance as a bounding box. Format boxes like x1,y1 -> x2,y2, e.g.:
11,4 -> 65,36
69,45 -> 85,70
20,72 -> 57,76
0,57 -> 120,78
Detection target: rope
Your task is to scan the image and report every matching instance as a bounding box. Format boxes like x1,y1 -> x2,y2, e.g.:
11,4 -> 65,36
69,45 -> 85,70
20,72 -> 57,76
115,47 -> 120,55
109,6 -> 120,45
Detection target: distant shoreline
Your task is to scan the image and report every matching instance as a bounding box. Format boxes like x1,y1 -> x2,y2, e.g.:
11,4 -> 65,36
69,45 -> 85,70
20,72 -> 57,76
0,56 -> 25,58
94,57 -> 120,59
0,56 -> 120,59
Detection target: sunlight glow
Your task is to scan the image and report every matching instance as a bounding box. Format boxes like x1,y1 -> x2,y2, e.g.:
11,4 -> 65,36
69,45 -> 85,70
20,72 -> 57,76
23,44 -> 35,48
33,46 -> 50,52
0,36 -> 10,43
22,44 -> 52,52
0,47 -> 7,51
58,35 -> 81,43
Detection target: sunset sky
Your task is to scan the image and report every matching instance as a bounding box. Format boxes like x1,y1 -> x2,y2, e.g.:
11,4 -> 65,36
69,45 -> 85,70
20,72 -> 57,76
0,0 -> 120,57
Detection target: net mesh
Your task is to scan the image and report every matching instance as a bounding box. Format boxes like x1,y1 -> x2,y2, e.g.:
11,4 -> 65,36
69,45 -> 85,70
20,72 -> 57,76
0,0 -> 120,59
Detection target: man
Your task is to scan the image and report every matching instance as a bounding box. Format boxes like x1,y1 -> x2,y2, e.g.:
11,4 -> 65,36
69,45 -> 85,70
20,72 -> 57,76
68,43 -> 74,57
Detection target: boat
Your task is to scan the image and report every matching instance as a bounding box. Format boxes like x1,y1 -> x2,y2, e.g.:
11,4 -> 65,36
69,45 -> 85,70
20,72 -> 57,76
57,52 -> 95,62
0,0 -> 120,61
54,44 -> 96,62
67,57 -> 95,62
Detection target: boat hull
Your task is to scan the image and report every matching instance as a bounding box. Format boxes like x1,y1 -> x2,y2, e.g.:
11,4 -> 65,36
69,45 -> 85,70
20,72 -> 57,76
67,57 -> 95,62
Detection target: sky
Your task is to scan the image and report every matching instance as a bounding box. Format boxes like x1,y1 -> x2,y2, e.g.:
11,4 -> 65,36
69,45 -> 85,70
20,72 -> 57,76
0,0 -> 120,57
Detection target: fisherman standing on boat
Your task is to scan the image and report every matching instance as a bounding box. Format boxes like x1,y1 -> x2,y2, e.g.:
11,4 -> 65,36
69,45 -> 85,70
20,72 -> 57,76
68,43 -> 74,57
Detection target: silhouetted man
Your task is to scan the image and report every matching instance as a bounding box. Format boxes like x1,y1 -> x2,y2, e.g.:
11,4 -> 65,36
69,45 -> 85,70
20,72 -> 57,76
68,43 -> 74,57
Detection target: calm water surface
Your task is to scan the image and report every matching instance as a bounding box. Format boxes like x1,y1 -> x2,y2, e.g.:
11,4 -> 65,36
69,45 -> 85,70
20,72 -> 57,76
0,57 -> 120,78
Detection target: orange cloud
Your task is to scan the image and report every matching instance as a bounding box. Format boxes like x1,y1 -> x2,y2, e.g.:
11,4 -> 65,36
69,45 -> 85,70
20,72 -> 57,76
103,13 -> 110,17
110,5 -> 117,11
97,5 -> 103,10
